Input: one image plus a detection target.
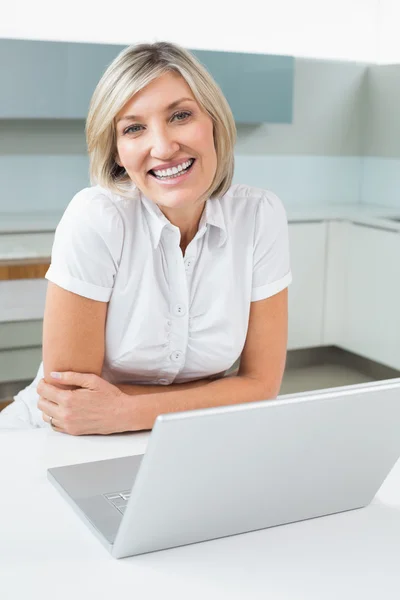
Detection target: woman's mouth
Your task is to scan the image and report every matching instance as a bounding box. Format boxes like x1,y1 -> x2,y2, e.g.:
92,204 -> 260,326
148,158 -> 196,185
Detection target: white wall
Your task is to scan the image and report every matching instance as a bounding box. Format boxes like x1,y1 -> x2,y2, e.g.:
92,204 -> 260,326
377,0 -> 400,64
1,0 -> 380,62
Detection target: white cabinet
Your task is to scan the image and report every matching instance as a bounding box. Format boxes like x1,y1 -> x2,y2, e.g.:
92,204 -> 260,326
287,222 -> 328,350
341,223 -> 400,370
322,220 -> 351,346
0,320 -> 43,383
0,279 -> 48,322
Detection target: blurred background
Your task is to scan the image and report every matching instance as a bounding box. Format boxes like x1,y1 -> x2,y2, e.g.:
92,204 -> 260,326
1,0 -> 400,411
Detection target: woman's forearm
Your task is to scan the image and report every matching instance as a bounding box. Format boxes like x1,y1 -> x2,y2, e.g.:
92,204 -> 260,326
116,377 -> 212,396
116,368 -> 239,397
121,371 -> 271,432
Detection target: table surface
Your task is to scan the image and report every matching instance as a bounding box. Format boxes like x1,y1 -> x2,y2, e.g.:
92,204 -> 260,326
1,428 -> 400,600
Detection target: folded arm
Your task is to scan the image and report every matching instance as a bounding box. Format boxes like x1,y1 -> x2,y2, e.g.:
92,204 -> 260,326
121,288 -> 288,430
38,283 -> 287,434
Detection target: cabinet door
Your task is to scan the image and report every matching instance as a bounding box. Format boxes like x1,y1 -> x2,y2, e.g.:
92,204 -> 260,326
0,39 -> 294,122
342,223 -> 400,370
0,279 -> 48,322
66,43 -> 124,118
192,50 -> 294,123
0,39 -> 67,118
0,321 -> 43,384
287,222 -> 327,350
322,220 -> 351,346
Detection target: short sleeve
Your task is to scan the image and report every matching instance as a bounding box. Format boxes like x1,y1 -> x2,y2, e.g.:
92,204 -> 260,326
251,190 -> 292,302
45,190 -> 124,302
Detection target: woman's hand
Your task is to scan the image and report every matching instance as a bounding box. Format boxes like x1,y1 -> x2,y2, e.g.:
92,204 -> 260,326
37,372 -> 132,435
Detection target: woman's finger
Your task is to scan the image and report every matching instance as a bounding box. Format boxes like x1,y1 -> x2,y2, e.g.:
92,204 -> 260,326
36,379 -> 70,405
37,397 -> 62,419
42,411 -> 64,433
49,371 -> 98,389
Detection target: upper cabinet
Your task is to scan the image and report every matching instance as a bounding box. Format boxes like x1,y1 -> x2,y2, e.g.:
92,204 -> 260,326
192,50 -> 294,123
0,39 -> 294,123
65,42 -> 124,118
0,39 -> 68,118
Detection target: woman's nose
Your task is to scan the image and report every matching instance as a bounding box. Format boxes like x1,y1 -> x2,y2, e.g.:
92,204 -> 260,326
149,128 -> 180,158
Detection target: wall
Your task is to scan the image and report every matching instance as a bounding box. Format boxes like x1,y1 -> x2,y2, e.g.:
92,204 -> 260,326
0,56 -> 368,215
1,0 -> 380,62
234,58 -> 367,205
360,64 -> 400,207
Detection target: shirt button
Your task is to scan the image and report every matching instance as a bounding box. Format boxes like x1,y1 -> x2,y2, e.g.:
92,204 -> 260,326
158,378 -> 169,385
166,320 -> 172,327
174,304 -> 186,317
170,350 -> 183,362
185,257 -> 194,270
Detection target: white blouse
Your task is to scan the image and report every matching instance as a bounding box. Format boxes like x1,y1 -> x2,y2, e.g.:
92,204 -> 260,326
0,182 -> 292,429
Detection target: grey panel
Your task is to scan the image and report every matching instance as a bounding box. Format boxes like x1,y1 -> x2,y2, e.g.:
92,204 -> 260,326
0,346 -> 42,383
192,49 -> 294,123
363,64 -> 400,158
0,320 -> 43,350
0,39 -> 67,118
66,43 -> 125,118
0,38 -> 293,123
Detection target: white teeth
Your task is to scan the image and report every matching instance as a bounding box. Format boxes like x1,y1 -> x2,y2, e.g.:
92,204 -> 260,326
153,159 -> 193,178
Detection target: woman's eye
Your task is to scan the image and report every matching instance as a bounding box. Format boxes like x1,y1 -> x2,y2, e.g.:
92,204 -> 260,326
122,111 -> 191,135
123,124 -> 142,135
172,110 -> 192,121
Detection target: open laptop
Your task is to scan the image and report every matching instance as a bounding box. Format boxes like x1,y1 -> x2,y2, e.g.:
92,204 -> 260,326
47,378 -> 400,559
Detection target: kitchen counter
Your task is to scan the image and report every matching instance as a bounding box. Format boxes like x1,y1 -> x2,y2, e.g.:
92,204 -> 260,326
1,203 -> 400,261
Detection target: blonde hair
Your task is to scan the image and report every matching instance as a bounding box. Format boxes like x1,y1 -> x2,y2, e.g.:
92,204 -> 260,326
85,41 -> 236,199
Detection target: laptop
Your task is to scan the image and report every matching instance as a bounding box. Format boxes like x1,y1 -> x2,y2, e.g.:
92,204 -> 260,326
47,378 -> 400,559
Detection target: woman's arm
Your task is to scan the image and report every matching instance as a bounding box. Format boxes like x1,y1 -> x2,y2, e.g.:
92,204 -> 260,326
42,282 -> 107,388
38,282 -> 223,432
38,287 -> 286,434
122,288 -> 288,430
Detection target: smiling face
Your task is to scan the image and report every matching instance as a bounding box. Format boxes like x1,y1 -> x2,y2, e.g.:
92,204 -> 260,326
115,71 -> 218,219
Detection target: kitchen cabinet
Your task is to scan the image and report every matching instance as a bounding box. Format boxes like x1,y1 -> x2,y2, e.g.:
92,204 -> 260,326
0,320 -> 42,383
0,39 -> 294,123
65,43 -> 124,118
0,259 -> 48,384
341,223 -> 400,370
322,220 -> 351,346
0,39 -> 67,118
287,222 -> 328,350
0,279 -> 48,322
191,50 -> 294,123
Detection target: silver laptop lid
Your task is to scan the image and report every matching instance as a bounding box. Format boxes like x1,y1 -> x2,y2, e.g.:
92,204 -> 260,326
112,379 -> 400,558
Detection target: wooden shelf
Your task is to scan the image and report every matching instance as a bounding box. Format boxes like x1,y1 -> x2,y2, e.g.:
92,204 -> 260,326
0,258 -> 50,280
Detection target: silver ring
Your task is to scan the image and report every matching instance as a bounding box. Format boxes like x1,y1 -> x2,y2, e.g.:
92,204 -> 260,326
49,416 -> 54,429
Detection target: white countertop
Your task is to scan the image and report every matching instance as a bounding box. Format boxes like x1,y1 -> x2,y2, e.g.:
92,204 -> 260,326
1,203 -> 400,261
1,428 -> 400,600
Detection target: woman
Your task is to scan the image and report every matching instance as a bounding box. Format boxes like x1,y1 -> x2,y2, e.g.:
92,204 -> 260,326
0,41 -> 292,434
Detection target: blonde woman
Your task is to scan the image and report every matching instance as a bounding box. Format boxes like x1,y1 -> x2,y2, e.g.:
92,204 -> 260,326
0,42 -> 292,434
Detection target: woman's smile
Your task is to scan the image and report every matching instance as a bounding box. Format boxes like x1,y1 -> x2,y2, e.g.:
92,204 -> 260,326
148,158 -> 196,186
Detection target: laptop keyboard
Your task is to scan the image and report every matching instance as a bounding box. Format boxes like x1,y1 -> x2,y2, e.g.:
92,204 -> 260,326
103,490 -> 131,514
